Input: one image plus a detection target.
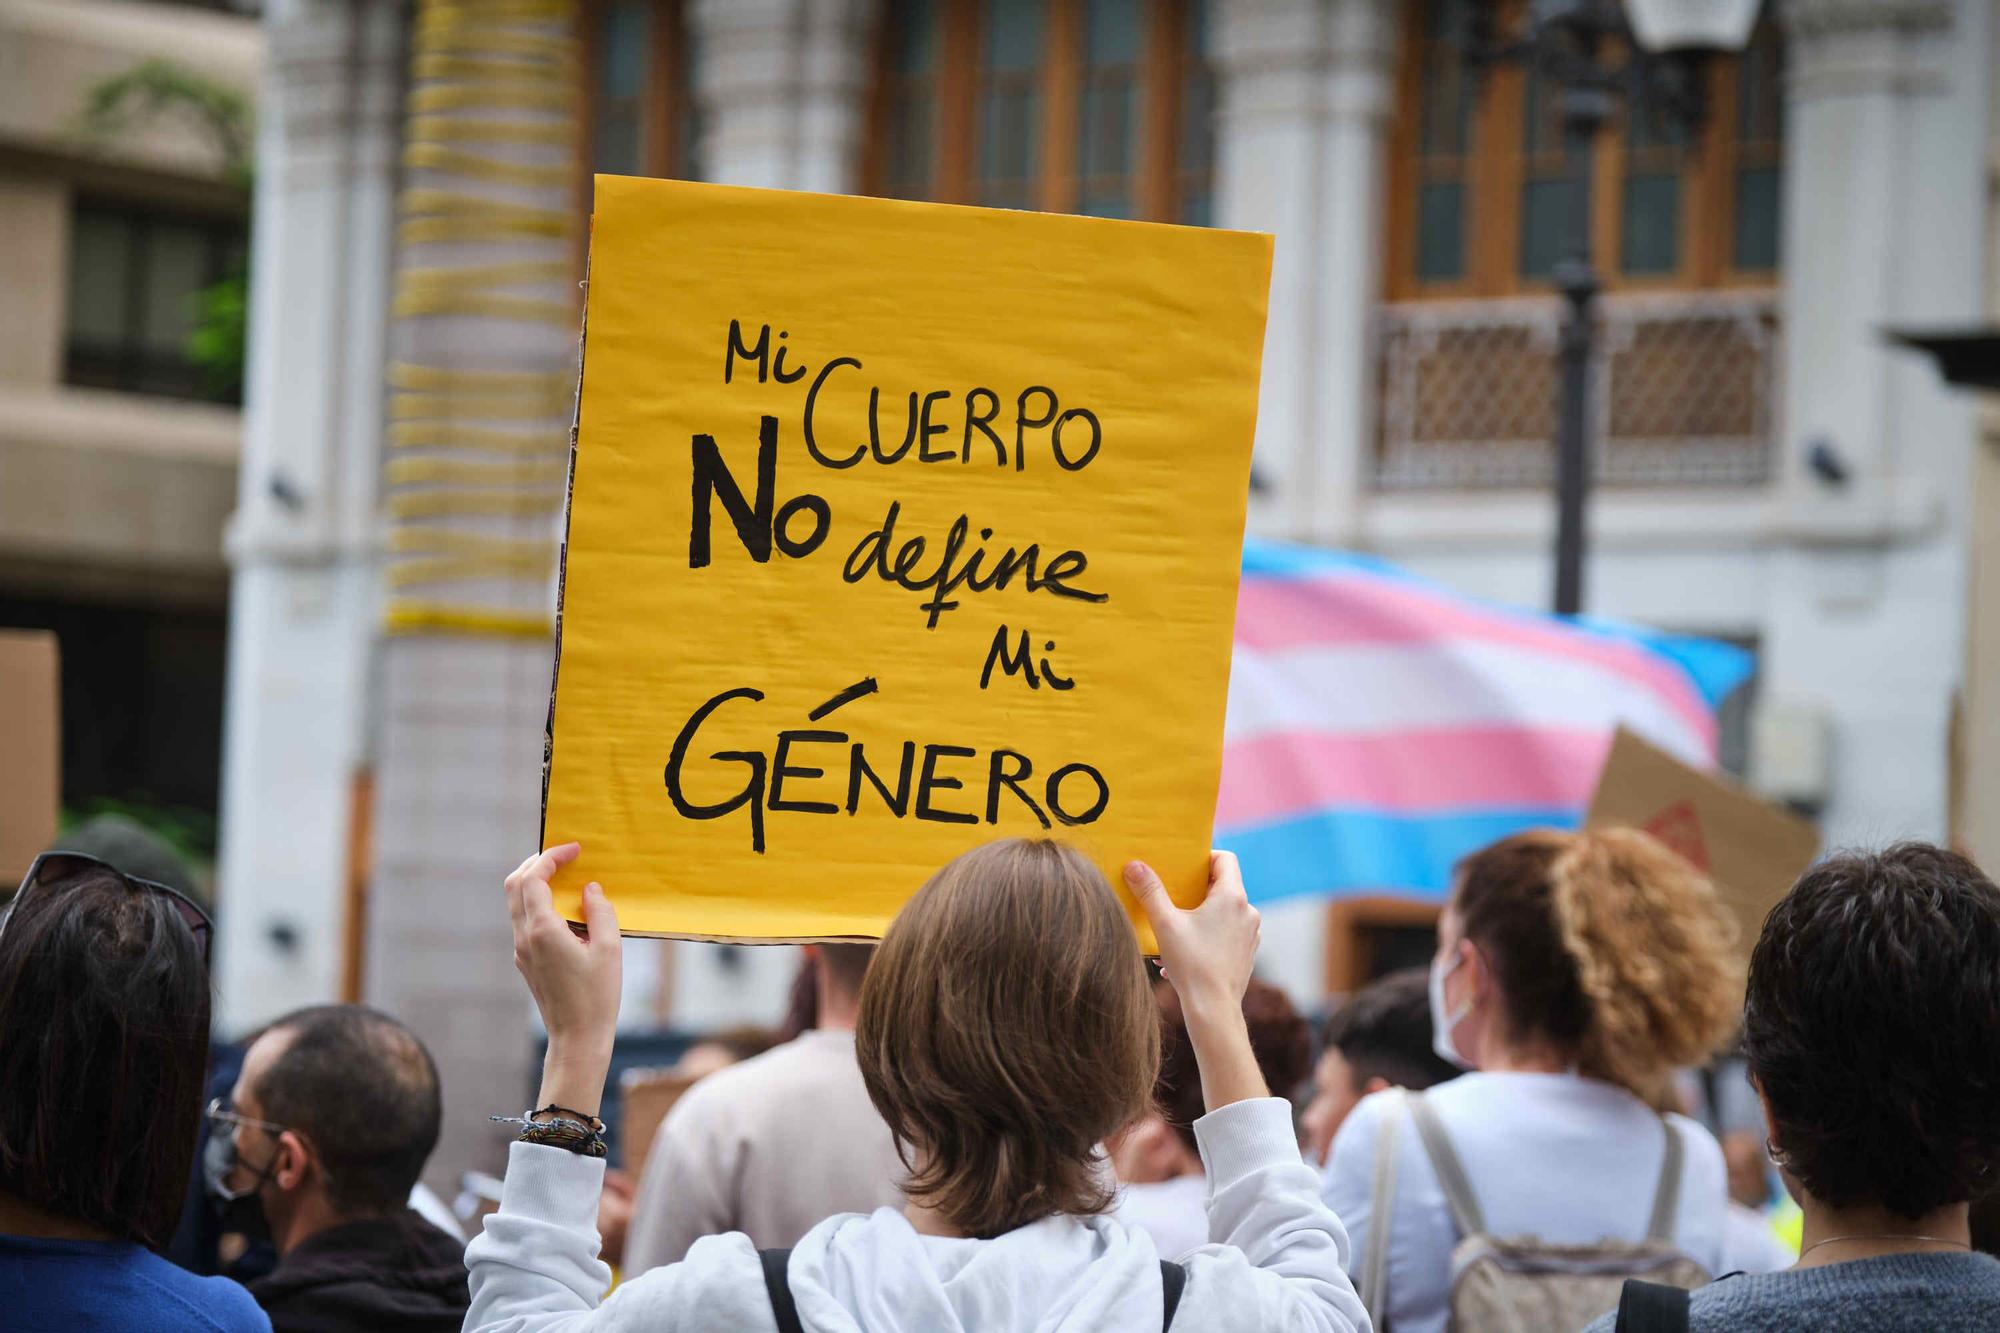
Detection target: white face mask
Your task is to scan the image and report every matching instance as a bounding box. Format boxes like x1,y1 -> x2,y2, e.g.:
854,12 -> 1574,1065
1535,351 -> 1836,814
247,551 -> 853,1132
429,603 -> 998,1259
1429,948 -> 1475,1070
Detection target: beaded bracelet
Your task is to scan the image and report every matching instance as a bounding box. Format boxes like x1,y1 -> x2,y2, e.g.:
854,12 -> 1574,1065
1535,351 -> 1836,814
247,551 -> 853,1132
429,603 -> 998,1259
490,1108 -> 608,1159
531,1103 -> 605,1131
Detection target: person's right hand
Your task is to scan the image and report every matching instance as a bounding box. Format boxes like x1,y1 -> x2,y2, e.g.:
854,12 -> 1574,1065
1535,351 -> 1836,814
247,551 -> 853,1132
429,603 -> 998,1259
1125,851 -> 1261,1015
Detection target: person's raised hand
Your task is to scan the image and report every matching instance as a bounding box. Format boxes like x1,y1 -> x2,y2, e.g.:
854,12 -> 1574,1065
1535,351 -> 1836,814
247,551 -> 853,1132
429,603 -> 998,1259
1125,851 -> 1261,1016
505,843 -> 622,1116
1124,852 -> 1269,1113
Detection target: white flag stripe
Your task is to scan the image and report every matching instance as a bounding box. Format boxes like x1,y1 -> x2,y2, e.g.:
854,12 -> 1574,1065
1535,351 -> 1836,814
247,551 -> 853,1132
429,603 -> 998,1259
1223,638 -> 1711,765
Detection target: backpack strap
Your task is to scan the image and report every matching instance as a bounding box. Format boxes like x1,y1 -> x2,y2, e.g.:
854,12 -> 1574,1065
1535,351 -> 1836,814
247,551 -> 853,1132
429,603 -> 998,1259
767,1244 -> 1185,1332
760,1248 -> 804,1333
1356,1089 -> 1405,1325
1406,1091 -> 1488,1238
1613,1278 -> 1691,1332
1645,1119 -> 1685,1244
1160,1259 -> 1187,1330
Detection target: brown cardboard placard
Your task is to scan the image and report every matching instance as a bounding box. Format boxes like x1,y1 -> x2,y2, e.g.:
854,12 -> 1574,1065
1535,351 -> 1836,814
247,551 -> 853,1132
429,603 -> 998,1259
618,1068 -> 701,1179
1586,727 -> 1819,979
0,630 -> 60,883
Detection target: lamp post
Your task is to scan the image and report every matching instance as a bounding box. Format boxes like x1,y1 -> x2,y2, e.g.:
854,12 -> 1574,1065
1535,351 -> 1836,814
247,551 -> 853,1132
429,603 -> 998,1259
1474,0 -> 1761,615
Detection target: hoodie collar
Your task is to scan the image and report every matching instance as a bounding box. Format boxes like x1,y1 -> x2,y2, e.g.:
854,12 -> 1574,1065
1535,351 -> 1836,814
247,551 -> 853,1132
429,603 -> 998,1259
781,1206 -> 1171,1333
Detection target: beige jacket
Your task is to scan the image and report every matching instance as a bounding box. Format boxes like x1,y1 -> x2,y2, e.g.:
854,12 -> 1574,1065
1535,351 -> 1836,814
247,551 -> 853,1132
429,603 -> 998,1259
623,1029 -> 907,1274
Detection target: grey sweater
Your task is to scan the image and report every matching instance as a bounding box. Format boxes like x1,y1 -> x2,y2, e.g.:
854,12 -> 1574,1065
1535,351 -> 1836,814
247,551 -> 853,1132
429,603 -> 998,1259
1584,1252 -> 2000,1331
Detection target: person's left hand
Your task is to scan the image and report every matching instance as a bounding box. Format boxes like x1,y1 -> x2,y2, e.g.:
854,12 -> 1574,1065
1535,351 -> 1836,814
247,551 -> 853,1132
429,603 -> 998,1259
506,843 -> 622,1114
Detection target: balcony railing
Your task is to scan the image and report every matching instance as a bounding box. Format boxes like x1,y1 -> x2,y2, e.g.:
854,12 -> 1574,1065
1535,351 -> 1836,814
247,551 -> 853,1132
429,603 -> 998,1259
1373,290 -> 1780,490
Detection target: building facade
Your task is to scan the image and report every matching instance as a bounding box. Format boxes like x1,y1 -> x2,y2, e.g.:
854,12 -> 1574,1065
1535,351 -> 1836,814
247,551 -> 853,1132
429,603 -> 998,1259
0,0 -> 258,870
217,0 -> 1996,1187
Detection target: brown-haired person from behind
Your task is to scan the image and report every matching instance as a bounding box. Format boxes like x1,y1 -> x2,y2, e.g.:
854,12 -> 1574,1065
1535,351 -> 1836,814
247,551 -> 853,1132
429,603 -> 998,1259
466,839 -> 1370,1331
206,1005 -> 468,1333
1587,843 -> 2000,1331
1325,828 -> 1741,1333
0,853 -> 268,1333
1112,977 -> 1313,1259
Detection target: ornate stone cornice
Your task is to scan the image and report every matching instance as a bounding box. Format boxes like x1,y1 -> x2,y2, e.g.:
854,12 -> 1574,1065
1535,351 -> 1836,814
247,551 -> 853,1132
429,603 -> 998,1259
1781,0 -> 1954,39
1782,0 -> 1957,97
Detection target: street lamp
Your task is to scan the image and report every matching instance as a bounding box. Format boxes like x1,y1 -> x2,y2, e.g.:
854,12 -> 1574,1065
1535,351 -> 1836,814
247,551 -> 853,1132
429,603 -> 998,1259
1472,0 -> 1761,615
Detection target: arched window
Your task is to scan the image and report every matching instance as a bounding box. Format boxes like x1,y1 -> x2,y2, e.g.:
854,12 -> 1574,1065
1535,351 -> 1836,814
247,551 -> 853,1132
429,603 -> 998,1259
868,0 -> 1215,225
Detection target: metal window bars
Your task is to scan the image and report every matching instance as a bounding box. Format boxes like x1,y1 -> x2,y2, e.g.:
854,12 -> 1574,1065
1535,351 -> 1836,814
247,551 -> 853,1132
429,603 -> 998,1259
1373,289 -> 1779,490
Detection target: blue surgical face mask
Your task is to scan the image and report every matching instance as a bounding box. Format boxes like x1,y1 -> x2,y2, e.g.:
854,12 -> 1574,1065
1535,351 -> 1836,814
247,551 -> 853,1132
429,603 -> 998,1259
1429,948 -> 1475,1070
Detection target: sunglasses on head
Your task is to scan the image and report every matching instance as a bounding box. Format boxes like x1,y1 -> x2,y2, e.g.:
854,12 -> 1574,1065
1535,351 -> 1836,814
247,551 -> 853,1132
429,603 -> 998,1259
11,850 -> 213,962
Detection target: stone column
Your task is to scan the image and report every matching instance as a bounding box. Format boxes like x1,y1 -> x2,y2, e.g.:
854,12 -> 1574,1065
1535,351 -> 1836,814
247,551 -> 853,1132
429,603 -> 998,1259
691,0 -> 874,192
1778,0 -> 1970,513
796,0 -> 877,194
1308,0 -> 1398,545
214,0 -> 402,1034
1959,401 -> 2000,868
1758,0 -> 1991,846
360,0 -> 587,1193
1208,0 -> 1397,1003
1213,0 -> 1330,538
1954,3 -> 2000,867
664,0 -> 877,1025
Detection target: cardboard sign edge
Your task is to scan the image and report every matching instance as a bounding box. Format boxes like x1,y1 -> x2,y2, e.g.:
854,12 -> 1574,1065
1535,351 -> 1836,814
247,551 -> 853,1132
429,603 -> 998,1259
538,227 -> 588,866
1586,726 -> 1820,854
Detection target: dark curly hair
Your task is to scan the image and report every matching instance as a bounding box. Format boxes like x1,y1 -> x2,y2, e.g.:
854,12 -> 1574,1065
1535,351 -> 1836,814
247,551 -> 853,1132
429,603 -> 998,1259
1744,843 -> 2000,1219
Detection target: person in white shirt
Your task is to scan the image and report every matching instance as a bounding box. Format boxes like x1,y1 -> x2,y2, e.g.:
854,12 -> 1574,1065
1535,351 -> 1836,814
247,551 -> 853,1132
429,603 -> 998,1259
1324,827 -> 1740,1333
1113,976 -> 1312,1260
469,838 -> 1370,1333
623,943 -> 905,1273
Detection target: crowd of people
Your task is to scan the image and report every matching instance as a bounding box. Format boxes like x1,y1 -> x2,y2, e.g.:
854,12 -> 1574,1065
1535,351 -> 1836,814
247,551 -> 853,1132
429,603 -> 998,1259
4,815 -> 2000,1331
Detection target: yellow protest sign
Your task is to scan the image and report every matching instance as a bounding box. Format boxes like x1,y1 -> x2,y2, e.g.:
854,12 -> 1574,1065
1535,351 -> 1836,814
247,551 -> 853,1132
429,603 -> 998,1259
543,178 -> 1271,948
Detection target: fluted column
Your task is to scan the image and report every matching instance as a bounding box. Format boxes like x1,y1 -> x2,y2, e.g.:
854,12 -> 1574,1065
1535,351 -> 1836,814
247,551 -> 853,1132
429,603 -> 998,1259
1214,0 -> 1397,542
690,0 -> 873,191
1214,0 -> 1329,536
363,0 -> 585,1192
214,0 -> 402,1034
1308,0 -> 1398,544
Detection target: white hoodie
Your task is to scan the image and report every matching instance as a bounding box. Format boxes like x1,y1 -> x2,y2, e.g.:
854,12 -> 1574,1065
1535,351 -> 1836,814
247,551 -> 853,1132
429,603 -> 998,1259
465,1097 -> 1371,1333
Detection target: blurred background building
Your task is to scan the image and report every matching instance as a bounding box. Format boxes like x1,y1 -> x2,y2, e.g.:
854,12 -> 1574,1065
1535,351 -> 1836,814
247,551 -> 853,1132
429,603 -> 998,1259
0,0 -> 257,869
4,0 -> 1994,1188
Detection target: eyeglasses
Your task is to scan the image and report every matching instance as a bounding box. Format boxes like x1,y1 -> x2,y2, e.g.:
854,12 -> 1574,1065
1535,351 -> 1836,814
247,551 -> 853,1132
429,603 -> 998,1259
205,1096 -> 285,1141
10,850 -> 213,962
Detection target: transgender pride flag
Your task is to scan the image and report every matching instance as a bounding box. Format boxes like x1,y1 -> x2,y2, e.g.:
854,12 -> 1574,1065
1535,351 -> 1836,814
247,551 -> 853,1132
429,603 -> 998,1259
1218,540 -> 1754,905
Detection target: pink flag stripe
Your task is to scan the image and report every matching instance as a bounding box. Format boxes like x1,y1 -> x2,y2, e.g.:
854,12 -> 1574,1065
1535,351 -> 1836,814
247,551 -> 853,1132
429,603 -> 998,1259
1217,725 -> 1618,828
1234,572 -> 1713,740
